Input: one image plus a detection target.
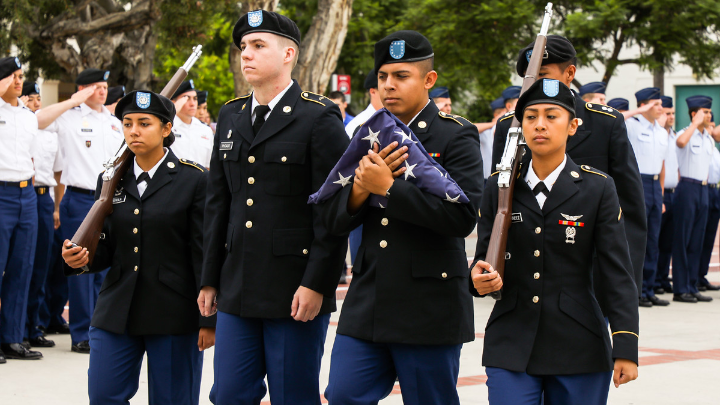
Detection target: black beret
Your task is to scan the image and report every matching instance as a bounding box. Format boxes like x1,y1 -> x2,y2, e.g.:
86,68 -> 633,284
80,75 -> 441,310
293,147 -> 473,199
115,90 -> 176,123
105,86 -> 125,105
516,35 -> 576,77
364,69 -> 378,90
374,30 -> 434,75
171,80 -> 195,100
76,68 -> 110,85
22,81 -> 39,96
197,90 -> 208,105
233,10 -> 301,48
0,57 -> 21,80
515,79 -> 576,122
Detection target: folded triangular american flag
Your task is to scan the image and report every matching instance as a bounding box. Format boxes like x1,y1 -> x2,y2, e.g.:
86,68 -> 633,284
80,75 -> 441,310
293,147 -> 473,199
308,108 -> 469,208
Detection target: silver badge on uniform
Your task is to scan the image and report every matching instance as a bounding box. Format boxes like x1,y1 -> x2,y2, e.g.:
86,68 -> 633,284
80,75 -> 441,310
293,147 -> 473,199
565,227 -> 576,244
113,187 -> 125,204
220,141 -> 233,150
511,212 -> 523,223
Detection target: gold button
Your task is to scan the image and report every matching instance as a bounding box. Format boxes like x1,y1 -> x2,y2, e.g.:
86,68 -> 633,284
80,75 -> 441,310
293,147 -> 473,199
534,250 -> 540,257
533,296 -> 539,303
134,209 -> 139,215
535,227 -> 541,234
133,228 -> 138,234
571,171 -> 579,178
418,121 -> 427,129
134,266 -> 138,272
441,272 -> 448,279
380,240 -> 387,248
303,249 -> 309,255
248,156 -> 255,163
247,199 -> 253,206
248,177 -> 255,184
246,221 -> 253,228
223,153 -> 227,159
534,272 -> 540,279
134,247 -> 138,253
381,218 -> 389,226
281,156 -> 287,163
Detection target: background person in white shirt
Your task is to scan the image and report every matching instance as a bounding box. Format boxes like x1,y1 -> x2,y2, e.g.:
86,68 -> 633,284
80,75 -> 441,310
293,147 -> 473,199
170,80 -> 213,168
0,57 -> 43,362
344,70 -> 383,139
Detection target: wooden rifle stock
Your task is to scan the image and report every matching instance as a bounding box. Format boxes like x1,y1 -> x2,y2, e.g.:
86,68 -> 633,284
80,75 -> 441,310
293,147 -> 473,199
485,3 -> 553,299
69,46 -> 203,273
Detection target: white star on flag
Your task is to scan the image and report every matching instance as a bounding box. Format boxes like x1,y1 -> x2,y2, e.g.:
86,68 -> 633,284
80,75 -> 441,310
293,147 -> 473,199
333,172 -> 353,187
362,127 -> 380,147
404,161 -> 417,180
434,166 -> 448,178
444,193 -> 461,203
395,129 -> 416,144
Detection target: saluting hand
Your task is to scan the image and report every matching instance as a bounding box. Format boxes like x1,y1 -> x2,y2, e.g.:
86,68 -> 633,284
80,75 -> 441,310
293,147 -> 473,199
0,75 -> 13,96
197,286 -> 218,317
174,95 -> 189,112
471,260 -> 503,295
61,240 -> 89,268
291,286 -> 323,322
70,86 -> 97,107
19,95 -> 29,106
613,358 -> 638,387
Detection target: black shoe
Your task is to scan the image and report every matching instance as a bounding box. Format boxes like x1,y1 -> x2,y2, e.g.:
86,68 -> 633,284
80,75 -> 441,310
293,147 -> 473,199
639,297 -> 653,307
0,343 -> 42,360
698,285 -> 707,292
29,336 -> 55,348
36,325 -> 47,336
704,283 -> 720,291
654,287 -> 666,295
21,340 -> 31,350
693,293 -> 713,302
0,349 -> 5,364
71,340 -> 91,354
46,323 -> 70,334
673,293 -> 698,303
665,285 -> 673,293
648,295 -> 670,306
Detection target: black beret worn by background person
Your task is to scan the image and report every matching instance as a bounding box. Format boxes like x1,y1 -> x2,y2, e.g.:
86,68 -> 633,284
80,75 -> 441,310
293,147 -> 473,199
374,30 -> 434,74
232,10 -> 301,48
197,90 -> 208,105
516,35 -> 577,77
22,81 -> 39,96
364,69 -> 378,90
76,68 -> 110,85
171,80 -> 195,100
0,56 -> 21,80
105,86 -> 126,106
514,78 -> 576,122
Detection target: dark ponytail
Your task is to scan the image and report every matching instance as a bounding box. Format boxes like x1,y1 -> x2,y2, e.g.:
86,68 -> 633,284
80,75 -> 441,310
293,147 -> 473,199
161,118 -> 175,147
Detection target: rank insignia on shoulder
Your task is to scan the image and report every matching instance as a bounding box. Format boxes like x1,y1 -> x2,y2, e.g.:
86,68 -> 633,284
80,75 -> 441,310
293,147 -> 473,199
179,158 -> 205,172
225,93 -> 251,105
301,91 -> 329,106
438,111 -> 470,126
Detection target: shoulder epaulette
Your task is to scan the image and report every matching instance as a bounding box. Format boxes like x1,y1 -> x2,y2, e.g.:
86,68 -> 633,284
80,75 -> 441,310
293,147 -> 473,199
580,164 -> 607,178
179,158 -> 205,172
225,93 -> 251,106
498,111 -> 515,123
438,111 -> 471,126
301,91 -> 329,106
490,171 -> 500,177
585,102 -> 617,119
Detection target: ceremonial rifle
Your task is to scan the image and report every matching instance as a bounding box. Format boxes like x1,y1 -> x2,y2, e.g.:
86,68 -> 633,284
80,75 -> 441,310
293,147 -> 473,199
484,4 -> 553,300
69,45 -> 203,274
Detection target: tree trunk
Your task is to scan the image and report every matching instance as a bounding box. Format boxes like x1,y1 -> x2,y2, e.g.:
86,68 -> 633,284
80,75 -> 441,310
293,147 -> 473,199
294,0 -> 354,94
653,66 -> 664,93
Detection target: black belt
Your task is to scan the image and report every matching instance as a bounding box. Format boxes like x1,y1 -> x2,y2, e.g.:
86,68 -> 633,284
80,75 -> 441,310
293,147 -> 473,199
664,188 -> 675,193
680,177 -> 708,186
641,174 -> 660,181
710,183 -> 720,189
35,186 -> 49,195
67,186 -> 95,196
0,179 -> 31,188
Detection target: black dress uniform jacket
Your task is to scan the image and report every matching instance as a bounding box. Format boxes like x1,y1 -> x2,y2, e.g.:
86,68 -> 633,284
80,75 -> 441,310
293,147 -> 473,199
202,81 -> 349,318
66,150 -> 213,335
491,93 -> 646,299
321,102 -> 483,345
473,158 -> 639,375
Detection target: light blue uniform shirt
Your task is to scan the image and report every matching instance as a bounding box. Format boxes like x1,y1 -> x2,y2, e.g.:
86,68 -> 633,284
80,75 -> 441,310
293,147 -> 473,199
626,115 -> 668,175
676,127 -> 714,181
664,129 -> 679,189
708,147 -> 720,184
480,125 -> 494,179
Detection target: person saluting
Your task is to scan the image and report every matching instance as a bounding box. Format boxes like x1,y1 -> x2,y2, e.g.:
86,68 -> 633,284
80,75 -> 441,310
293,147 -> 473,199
62,90 -> 214,405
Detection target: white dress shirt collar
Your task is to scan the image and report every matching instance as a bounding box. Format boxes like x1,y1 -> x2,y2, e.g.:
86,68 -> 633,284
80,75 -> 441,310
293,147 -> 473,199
133,148 -> 169,196
524,155 -> 568,209
408,100 -> 432,126
251,80 -> 294,122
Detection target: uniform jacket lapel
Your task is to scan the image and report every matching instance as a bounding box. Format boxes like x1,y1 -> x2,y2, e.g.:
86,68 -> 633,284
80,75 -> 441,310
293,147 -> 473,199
234,98 -> 254,145
513,163 -> 542,215
252,81 -> 301,147
121,167 -> 140,202
140,151 -> 179,201
542,158 -> 581,214
566,93 -> 590,153
408,102 -> 439,145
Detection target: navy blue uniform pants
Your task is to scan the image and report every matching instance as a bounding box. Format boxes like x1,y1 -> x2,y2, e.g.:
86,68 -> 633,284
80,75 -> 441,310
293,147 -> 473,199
485,367 -> 612,405
699,186 -> 720,286
672,180 -> 709,295
25,190 -> 55,339
39,227 -> 69,329
324,334 -> 462,405
641,175 -> 663,298
88,326 -> 203,405
60,189 -> 106,344
349,225 -> 363,266
655,189 -> 676,290
0,183 -> 38,344
210,311 -> 330,405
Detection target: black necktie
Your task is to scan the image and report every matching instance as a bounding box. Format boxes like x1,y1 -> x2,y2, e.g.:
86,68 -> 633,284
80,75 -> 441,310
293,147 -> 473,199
253,105 -> 271,136
533,181 -> 547,196
137,172 -> 151,185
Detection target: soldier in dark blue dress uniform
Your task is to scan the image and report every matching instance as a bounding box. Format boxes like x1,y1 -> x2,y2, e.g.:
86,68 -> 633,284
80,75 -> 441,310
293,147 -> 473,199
62,90 -> 214,404
472,79 -> 639,405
